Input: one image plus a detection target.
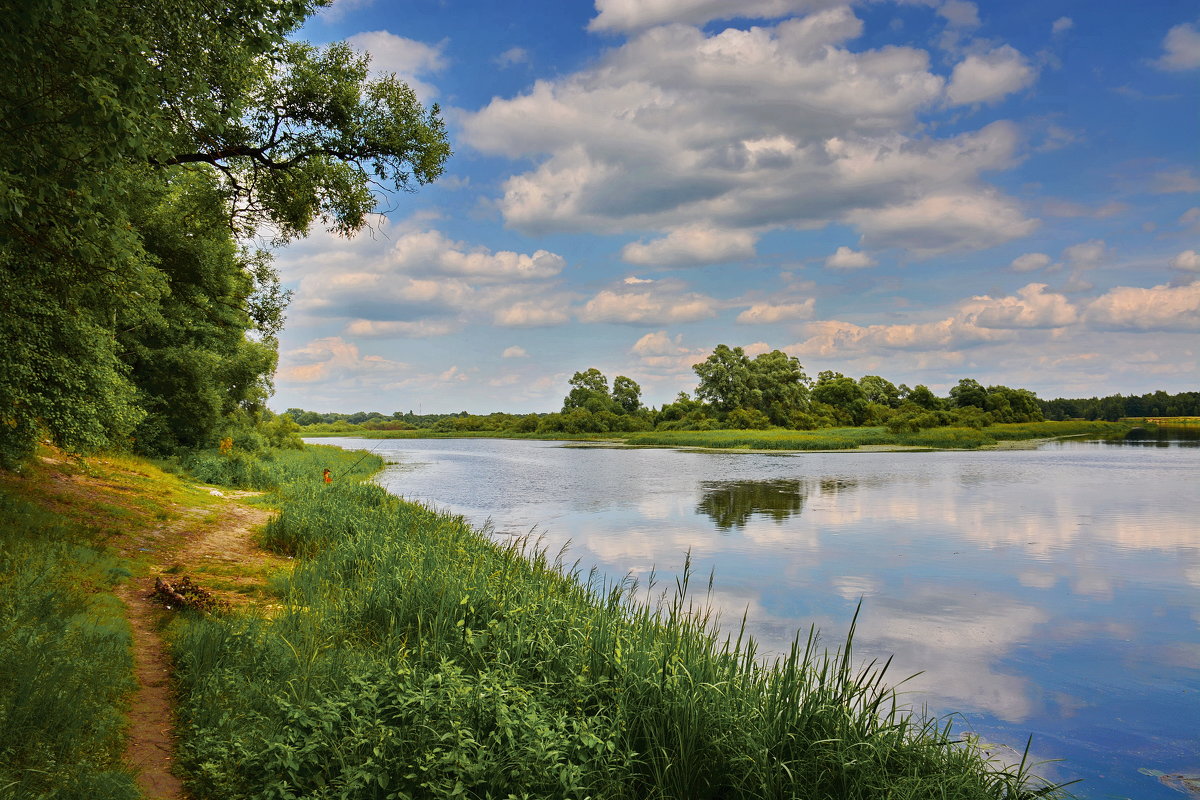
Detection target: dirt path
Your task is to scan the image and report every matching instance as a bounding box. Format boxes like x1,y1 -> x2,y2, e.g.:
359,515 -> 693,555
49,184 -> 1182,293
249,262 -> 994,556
114,488 -> 279,800
118,580 -> 186,800
18,456 -> 287,800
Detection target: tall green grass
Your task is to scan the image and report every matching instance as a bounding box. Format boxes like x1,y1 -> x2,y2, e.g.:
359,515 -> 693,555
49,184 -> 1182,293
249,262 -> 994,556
170,448 -> 1071,800
0,492 -> 138,800
982,420 -> 1130,440
182,443 -> 386,489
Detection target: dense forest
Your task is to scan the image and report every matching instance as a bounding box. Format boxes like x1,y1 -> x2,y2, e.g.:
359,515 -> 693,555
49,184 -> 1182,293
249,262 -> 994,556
0,0 -> 449,468
291,344 -> 1197,436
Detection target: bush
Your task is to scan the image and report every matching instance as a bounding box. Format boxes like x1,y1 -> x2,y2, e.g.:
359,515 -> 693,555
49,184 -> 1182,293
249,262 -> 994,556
725,407 -> 771,429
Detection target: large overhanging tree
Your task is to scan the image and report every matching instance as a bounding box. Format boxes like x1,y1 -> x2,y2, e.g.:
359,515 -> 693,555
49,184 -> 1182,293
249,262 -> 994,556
0,0 -> 450,466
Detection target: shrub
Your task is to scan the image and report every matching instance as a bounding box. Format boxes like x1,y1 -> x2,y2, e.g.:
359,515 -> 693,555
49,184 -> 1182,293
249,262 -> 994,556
725,407 -> 772,429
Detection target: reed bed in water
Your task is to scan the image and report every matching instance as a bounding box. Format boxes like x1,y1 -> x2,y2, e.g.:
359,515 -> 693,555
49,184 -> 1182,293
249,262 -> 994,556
171,445 -> 1071,800
623,420 -> 1128,451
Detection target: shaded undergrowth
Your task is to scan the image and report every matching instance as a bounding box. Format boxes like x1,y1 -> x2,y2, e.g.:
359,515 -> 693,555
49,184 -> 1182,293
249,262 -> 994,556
171,444 -> 1071,800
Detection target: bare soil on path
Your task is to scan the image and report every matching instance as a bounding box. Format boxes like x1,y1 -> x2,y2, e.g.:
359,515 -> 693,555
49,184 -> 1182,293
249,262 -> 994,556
11,455 -> 289,800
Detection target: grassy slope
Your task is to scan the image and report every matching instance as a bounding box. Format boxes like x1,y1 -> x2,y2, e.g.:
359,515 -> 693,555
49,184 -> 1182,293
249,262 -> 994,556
0,452 -> 215,800
169,445 -> 1072,800
0,449 -> 306,800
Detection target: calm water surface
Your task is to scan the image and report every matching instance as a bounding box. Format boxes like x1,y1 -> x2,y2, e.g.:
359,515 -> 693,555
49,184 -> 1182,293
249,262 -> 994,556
316,435 -> 1200,799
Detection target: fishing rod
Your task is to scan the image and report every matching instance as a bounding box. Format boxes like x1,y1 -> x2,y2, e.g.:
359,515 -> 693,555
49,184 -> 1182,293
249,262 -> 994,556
334,436 -> 392,479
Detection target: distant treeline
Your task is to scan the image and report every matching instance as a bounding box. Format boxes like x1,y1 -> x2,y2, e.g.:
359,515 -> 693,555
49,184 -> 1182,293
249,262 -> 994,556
288,347 -> 1197,436
283,345 -> 1028,436
1041,391 -> 1200,421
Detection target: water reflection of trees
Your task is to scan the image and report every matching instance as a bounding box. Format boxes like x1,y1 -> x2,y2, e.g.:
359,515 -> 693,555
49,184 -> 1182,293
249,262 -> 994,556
1118,425 -> 1200,446
696,480 -> 811,530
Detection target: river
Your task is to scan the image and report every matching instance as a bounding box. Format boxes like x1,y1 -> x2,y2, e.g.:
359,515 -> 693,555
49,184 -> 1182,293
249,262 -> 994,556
313,432 -> 1200,799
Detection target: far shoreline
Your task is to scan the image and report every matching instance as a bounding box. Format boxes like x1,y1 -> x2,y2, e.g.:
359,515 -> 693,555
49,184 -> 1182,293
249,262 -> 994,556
301,419 -> 1139,454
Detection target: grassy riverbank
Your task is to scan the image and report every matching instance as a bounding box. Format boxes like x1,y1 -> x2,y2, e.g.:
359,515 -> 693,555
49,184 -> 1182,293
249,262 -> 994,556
0,454 -> 189,800
0,443 -> 1073,798
302,419 -> 1131,451
168,444 -> 1070,800
0,479 -> 137,799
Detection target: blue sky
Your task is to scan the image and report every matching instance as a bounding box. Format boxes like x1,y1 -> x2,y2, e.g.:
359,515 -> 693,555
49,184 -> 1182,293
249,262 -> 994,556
271,0 -> 1200,414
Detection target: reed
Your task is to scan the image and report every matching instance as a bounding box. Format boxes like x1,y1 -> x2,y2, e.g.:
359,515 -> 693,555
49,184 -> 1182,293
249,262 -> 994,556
169,445 -> 1073,800
182,443 -> 385,489
623,420 -> 1127,451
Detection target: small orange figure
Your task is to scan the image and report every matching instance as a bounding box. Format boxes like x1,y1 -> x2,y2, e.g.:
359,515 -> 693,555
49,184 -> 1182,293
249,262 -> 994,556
323,468 -> 332,484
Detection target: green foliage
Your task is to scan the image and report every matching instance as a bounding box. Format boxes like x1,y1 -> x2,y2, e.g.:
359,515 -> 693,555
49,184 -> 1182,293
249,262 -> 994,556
562,369 -> 646,418
747,349 -> 810,425
170,447 -> 1069,800
0,492 -> 137,800
183,442 -> 379,490
903,384 -> 944,410
122,171 -> 285,455
1042,390 -> 1200,421
949,378 -> 988,410
693,344 -> 754,412
809,372 -> 869,426
694,346 -> 810,425
612,375 -> 644,415
725,407 -> 772,429
164,39 -> 450,239
859,375 -> 901,407
625,420 -> 1125,451
538,408 -> 650,434
0,0 -> 449,467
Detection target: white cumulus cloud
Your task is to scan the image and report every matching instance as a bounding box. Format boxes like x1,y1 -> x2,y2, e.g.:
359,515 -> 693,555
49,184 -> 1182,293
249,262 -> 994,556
588,0 -> 842,32
621,225 -> 757,267
938,0 -> 980,29
578,286 -> 719,324
278,337 -> 408,386
496,47 -> 529,67
1169,249 -> 1200,272
493,301 -> 572,327
946,45 -> 1037,105
344,319 -> 459,338
1063,239 -> 1108,269
1084,282 -> 1200,332
825,246 -> 877,269
964,283 -> 1078,329
345,31 -> 445,100
501,345 -> 529,358
1156,20 -> 1200,71
847,190 -> 1038,257
736,300 -> 815,324
1011,252 -> 1051,272
631,330 -> 689,356
463,13 -> 1035,257
390,229 -> 566,281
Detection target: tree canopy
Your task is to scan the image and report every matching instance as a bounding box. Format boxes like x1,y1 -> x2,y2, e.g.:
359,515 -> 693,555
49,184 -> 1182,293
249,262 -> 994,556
694,345 -> 810,426
0,0 -> 450,466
